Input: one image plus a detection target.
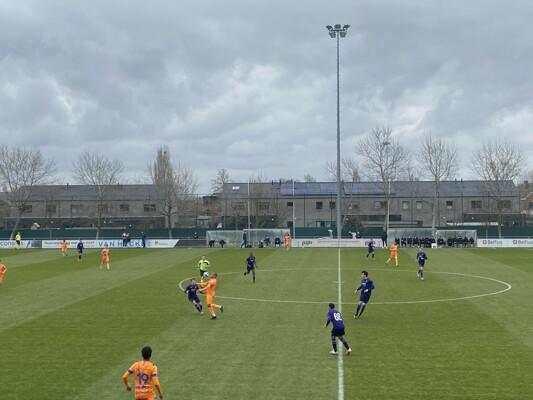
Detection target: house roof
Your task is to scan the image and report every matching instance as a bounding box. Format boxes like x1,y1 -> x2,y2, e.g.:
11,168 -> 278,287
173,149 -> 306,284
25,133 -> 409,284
223,180 -> 519,197
23,184 -> 160,202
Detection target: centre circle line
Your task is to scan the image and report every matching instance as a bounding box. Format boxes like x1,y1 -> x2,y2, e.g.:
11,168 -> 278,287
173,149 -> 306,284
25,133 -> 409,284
177,267 -> 512,305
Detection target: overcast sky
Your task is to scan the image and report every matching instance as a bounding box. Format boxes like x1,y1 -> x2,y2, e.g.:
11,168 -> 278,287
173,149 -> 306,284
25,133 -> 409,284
1,0 -> 532,192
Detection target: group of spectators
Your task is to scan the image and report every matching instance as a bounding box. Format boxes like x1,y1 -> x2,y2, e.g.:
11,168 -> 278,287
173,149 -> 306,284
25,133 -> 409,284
392,236 -> 476,248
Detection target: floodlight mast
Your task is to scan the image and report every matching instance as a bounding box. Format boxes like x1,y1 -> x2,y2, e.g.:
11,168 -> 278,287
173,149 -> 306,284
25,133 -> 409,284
325,24 -> 349,239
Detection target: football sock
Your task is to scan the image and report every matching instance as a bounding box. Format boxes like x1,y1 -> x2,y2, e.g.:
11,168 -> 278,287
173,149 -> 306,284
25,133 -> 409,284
331,338 -> 338,352
355,304 -> 362,316
359,304 -> 367,316
340,338 -> 349,349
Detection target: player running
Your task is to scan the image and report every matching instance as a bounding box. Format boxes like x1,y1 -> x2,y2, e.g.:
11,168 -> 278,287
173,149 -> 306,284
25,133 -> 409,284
325,303 -> 352,356
198,256 -> 210,280
416,247 -> 428,281
354,270 -> 375,319
243,252 -> 257,283
385,242 -> 399,267
0,261 -> 8,286
199,272 -> 223,320
122,346 -> 164,400
60,239 -> 68,257
183,279 -> 203,314
365,239 -> 375,260
15,232 -> 21,249
77,240 -> 84,262
100,245 -> 110,271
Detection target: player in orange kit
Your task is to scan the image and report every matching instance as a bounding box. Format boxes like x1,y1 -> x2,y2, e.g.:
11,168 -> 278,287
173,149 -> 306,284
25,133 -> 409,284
199,272 -> 224,320
60,239 -> 68,257
0,261 -> 7,286
122,346 -> 163,400
100,245 -> 110,270
284,232 -> 291,250
385,242 -> 399,267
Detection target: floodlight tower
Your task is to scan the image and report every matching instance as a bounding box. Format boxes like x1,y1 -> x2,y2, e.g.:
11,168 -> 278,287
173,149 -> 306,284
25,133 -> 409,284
326,24 -> 350,239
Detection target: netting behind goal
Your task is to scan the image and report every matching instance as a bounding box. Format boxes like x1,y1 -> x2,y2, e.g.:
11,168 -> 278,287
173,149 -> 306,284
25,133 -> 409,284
206,229 -> 291,248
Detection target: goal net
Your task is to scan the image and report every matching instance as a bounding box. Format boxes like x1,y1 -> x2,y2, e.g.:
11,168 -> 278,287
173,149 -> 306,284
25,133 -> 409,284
206,228 -> 291,248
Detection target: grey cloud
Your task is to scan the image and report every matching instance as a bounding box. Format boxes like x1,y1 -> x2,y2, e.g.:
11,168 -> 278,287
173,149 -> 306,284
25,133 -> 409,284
0,0 -> 532,192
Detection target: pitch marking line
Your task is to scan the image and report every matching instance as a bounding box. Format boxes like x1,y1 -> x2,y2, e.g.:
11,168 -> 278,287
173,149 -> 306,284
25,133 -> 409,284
178,268 -> 512,305
336,248 -> 344,400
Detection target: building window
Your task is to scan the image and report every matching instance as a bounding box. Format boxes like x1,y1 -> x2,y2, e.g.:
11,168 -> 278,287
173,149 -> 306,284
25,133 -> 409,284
287,201 -> 293,207
71,204 -> 83,215
46,204 -> 57,214
119,204 -> 130,213
373,201 -> 385,209
498,200 -> 511,210
21,204 -> 32,214
402,201 -> 409,210
446,201 -> 454,209
329,201 -> 336,209
98,203 -> 109,213
416,201 -> 423,210
231,202 -> 245,211
258,202 -> 269,211
349,202 -> 359,210
471,200 -> 482,209
144,204 -> 157,213
316,202 -> 323,210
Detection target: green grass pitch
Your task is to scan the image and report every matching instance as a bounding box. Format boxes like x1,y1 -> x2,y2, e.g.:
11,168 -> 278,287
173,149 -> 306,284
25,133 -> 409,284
1,246 -> 533,399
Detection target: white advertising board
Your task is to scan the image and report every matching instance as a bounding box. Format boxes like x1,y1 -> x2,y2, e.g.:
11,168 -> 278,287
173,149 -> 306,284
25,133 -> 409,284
0,240 -> 39,249
477,238 -> 533,248
42,239 -> 179,249
292,238 -> 384,248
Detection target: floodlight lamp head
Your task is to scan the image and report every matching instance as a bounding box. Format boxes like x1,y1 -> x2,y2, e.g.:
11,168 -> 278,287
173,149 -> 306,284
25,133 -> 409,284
326,25 -> 333,30
343,24 -> 351,29
329,31 -> 336,38
334,24 -> 341,29
340,31 -> 347,38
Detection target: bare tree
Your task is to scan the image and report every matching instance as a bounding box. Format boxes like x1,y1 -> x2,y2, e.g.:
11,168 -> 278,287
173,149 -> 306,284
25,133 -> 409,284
0,145 -> 56,238
356,126 -> 409,231
303,174 -> 317,182
149,146 -> 197,238
326,158 -> 361,182
73,149 -> 123,239
472,140 -> 524,238
419,134 -> 459,232
211,168 -> 231,194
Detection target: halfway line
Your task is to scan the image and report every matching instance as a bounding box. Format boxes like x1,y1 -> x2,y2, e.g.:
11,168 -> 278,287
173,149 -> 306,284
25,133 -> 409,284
337,247 -> 344,400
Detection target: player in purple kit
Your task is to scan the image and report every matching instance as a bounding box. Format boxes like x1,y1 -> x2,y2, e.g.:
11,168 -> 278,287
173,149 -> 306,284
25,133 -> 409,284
243,252 -> 257,283
416,247 -> 428,280
183,279 -> 203,314
324,303 -> 352,356
354,270 -> 375,319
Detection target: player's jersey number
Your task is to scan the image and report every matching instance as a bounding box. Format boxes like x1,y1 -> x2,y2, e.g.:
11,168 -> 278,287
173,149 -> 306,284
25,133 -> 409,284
137,373 -> 150,385
333,312 -> 342,321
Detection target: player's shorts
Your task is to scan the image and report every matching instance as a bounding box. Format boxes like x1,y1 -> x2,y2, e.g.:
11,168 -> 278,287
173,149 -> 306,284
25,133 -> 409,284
331,327 -> 345,337
418,262 -> 425,268
246,265 -> 255,272
102,258 -> 109,263
0,276 -> 4,284
206,295 -> 214,304
16,240 -> 20,246
360,293 -> 371,303
188,295 -> 200,304
368,248 -> 374,253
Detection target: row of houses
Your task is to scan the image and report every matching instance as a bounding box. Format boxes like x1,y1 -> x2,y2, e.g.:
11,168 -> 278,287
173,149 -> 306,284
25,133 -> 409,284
0,180 -> 531,231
